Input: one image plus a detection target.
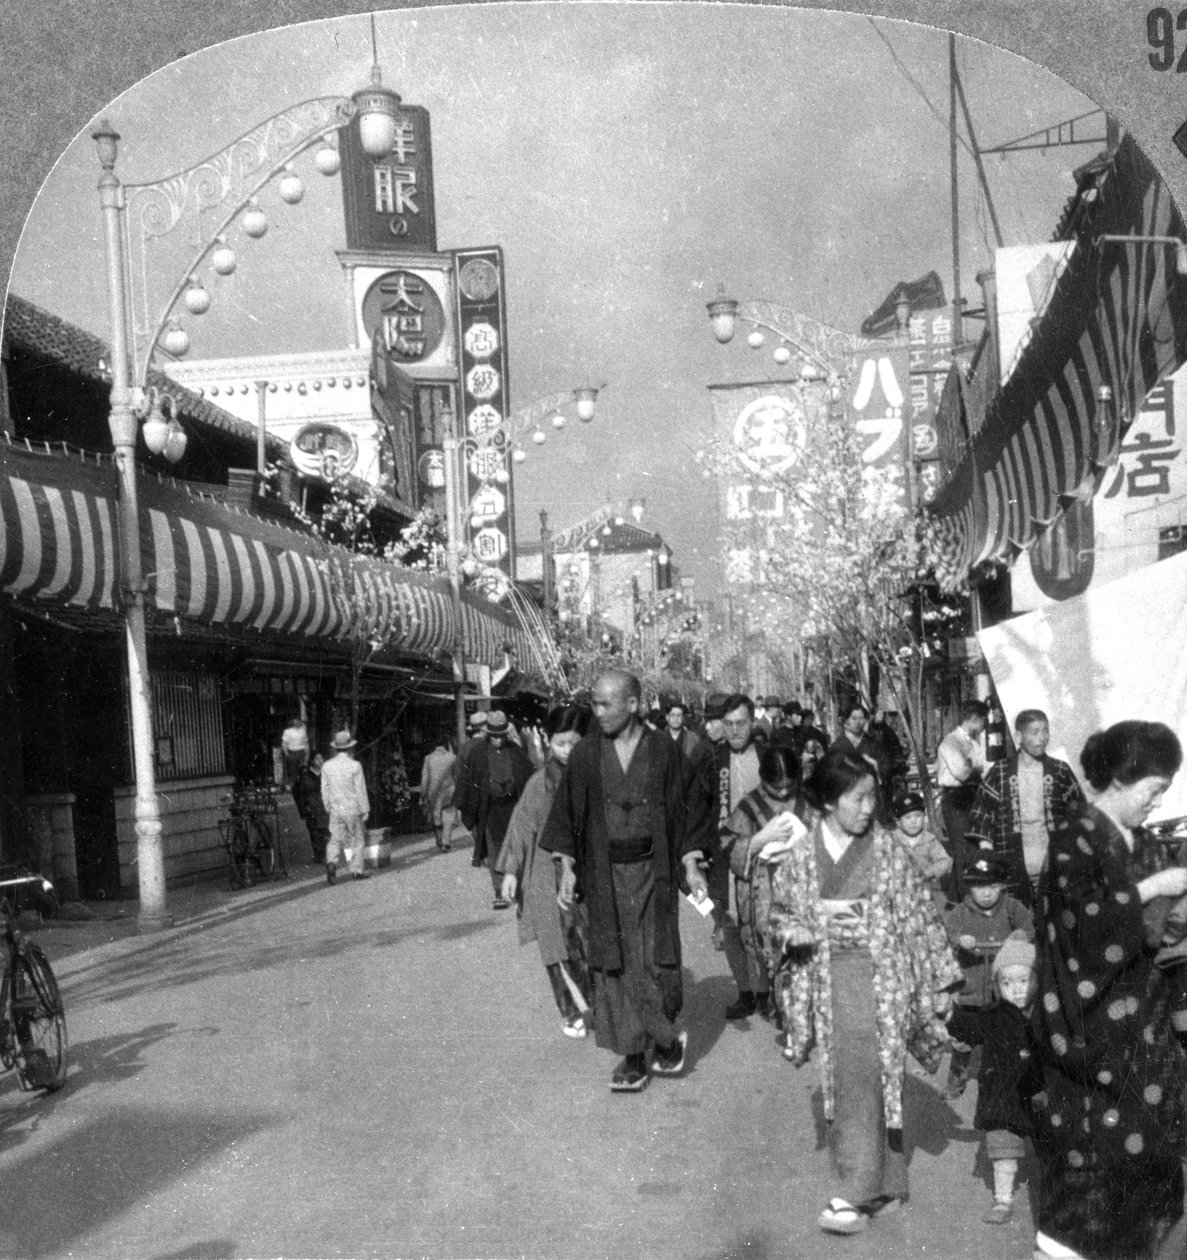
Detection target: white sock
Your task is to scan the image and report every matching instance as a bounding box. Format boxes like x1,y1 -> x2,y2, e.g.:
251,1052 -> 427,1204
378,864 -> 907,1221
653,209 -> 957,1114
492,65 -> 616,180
992,1158 -> 1017,1204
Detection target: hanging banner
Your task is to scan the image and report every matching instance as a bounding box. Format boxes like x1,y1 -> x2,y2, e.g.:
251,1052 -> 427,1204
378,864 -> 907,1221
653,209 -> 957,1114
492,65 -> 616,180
978,548 -> 1187,823
708,381 -> 811,588
454,246 -> 515,580
847,342 -> 912,497
1011,365 -> 1187,610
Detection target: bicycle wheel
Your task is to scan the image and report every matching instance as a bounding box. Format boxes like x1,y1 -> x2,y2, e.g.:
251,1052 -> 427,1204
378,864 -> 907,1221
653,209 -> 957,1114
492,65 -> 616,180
8,942 -> 67,1091
248,816 -> 276,881
228,816 -> 254,887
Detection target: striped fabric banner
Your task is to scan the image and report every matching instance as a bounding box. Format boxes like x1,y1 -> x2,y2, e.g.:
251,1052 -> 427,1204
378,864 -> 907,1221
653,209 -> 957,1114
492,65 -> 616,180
929,134 -> 1187,589
0,445 -> 118,609
0,441 -> 537,670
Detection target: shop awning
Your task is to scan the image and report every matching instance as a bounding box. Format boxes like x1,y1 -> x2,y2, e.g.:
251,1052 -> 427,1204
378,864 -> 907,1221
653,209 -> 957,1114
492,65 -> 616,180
928,134 -> 1187,588
0,439 -> 537,670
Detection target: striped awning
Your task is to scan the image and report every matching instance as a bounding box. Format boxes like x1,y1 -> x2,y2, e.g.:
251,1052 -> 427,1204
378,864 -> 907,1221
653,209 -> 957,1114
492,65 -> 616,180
0,440 -> 537,670
928,134 -> 1187,589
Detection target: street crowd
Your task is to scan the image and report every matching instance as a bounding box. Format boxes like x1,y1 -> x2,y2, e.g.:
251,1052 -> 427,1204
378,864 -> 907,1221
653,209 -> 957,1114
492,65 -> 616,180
300,677 -> 1187,1260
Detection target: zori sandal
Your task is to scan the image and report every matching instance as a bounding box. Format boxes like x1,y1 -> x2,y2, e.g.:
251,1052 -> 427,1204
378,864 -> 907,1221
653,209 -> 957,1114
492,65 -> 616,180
818,1198 -> 868,1235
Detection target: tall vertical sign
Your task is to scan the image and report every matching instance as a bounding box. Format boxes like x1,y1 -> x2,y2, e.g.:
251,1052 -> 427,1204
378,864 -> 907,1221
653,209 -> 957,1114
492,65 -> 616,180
340,102 -> 437,251
454,246 -> 514,585
848,343 -> 912,502
905,313 -> 953,504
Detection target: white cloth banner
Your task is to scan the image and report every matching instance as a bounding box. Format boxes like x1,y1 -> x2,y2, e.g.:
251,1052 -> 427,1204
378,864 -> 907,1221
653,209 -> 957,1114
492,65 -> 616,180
977,549 -> 1187,822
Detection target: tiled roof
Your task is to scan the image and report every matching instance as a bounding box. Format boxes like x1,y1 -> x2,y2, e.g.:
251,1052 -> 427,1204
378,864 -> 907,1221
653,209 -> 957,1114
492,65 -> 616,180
3,293 -> 289,462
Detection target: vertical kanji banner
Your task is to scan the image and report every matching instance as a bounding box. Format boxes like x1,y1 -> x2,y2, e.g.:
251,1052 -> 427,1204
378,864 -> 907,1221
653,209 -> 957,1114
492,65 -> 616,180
454,246 -> 514,584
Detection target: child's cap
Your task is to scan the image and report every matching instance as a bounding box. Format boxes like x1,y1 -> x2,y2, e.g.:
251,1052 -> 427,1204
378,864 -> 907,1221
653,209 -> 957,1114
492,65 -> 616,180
963,852 -> 1009,886
893,791 -> 925,819
992,930 -> 1036,976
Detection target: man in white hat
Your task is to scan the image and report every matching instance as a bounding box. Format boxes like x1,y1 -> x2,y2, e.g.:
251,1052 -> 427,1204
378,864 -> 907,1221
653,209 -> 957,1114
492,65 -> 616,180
320,729 -> 371,885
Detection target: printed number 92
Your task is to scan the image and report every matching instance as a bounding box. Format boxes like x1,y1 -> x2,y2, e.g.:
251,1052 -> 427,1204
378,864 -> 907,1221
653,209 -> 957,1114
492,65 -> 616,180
1148,7 -> 1187,70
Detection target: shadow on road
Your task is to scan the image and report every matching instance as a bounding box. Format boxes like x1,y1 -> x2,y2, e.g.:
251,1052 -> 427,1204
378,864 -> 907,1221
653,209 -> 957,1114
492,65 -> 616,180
681,968 -> 735,1072
0,1106 -> 270,1258
150,1243 -> 239,1260
696,1230 -> 778,1259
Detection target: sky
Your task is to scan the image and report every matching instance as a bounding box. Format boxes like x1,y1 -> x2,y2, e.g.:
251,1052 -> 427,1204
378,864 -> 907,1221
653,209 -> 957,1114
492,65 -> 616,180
9,3 -> 1099,604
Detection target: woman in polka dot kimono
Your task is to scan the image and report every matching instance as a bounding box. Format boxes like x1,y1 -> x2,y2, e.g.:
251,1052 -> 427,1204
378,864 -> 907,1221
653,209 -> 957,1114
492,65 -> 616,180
1031,721 -> 1187,1260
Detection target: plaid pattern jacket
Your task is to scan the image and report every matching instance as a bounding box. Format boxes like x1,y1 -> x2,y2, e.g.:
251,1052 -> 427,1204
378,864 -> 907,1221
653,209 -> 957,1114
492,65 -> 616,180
965,754 -> 1085,905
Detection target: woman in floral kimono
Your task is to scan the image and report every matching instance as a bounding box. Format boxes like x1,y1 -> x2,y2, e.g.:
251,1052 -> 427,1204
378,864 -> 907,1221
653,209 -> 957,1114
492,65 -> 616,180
761,746 -> 961,1236
1030,721 -> 1187,1260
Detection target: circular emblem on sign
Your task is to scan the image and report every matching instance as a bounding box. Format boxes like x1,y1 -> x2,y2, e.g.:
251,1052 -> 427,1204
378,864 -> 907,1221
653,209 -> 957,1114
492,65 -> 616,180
468,447 -> 506,483
361,271 -> 446,362
417,448 -> 446,489
472,526 -> 509,564
912,423 -> 939,458
475,567 -> 510,603
290,423 -> 359,479
465,363 -> 501,403
463,321 -> 500,360
458,257 -> 499,302
467,404 -> 503,436
733,393 -> 806,475
469,484 -> 507,524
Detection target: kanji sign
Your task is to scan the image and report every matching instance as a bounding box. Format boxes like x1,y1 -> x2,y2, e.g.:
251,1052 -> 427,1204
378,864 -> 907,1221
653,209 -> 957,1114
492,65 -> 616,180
455,247 -> 516,580
339,102 -> 438,252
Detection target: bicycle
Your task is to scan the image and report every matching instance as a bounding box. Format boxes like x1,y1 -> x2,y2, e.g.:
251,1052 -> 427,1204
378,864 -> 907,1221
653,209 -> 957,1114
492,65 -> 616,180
219,786 -> 284,887
0,869 -> 67,1092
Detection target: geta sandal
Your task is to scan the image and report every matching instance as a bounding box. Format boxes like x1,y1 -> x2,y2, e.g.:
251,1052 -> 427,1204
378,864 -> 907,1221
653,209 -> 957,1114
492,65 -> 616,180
818,1198 -> 868,1235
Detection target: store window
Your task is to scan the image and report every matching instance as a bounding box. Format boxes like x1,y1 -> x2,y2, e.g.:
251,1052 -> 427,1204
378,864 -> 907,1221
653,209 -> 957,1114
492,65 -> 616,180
152,671 -> 227,781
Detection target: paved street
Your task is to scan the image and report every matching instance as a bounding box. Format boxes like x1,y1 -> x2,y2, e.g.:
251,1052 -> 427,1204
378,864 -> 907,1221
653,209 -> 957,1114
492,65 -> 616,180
0,818 -> 1041,1260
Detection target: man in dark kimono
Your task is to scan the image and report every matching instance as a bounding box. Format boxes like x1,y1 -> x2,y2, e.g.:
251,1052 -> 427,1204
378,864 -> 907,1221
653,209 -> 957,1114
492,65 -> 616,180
541,669 -> 712,1092
456,709 -> 534,910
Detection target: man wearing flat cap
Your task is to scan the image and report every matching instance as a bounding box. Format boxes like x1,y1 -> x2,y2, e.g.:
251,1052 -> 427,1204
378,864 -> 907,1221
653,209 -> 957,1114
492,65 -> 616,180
456,709 -> 534,909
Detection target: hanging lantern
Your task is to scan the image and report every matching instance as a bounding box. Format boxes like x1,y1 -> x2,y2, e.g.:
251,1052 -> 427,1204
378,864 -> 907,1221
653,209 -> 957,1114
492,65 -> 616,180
162,321 -> 190,357
141,394 -> 169,455
531,428 -> 547,445
747,330 -> 764,349
163,419 -> 188,464
773,345 -> 791,365
314,144 -> 341,175
512,448 -> 527,464
242,201 -> 268,238
212,240 -> 237,275
183,278 -> 210,315
550,412 -> 566,430
279,167 -> 304,204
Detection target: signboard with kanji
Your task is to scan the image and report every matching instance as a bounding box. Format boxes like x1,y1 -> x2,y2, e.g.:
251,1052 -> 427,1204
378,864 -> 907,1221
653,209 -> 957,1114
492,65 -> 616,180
361,270 -> 447,363
410,382 -> 454,518
905,312 -> 953,505
339,103 -> 437,252
454,246 -> 514,580
848,343 -> 912,499
1011,366 -> 1187,611
709,382 -> 813,589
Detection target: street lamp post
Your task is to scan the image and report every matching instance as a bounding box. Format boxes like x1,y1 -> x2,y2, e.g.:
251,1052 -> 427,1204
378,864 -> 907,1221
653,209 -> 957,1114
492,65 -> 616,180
94,121 -> 171,930
91,71 -> 402,929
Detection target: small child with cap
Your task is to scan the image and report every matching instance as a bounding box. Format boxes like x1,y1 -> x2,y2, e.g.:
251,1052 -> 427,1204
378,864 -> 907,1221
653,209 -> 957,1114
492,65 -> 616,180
945,930 -> 1044,1225
942,852 -> 1033,1097
891,791 -> 952,896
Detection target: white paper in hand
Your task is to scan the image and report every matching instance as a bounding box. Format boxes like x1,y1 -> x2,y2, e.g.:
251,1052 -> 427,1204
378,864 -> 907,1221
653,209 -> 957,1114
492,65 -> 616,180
756,811 -> 808,864
684,893 -> 715,917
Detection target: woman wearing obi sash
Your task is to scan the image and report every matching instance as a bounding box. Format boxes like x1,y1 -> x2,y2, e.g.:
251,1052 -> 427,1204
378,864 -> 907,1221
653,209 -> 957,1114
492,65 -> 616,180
762,746 -> 962,1237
